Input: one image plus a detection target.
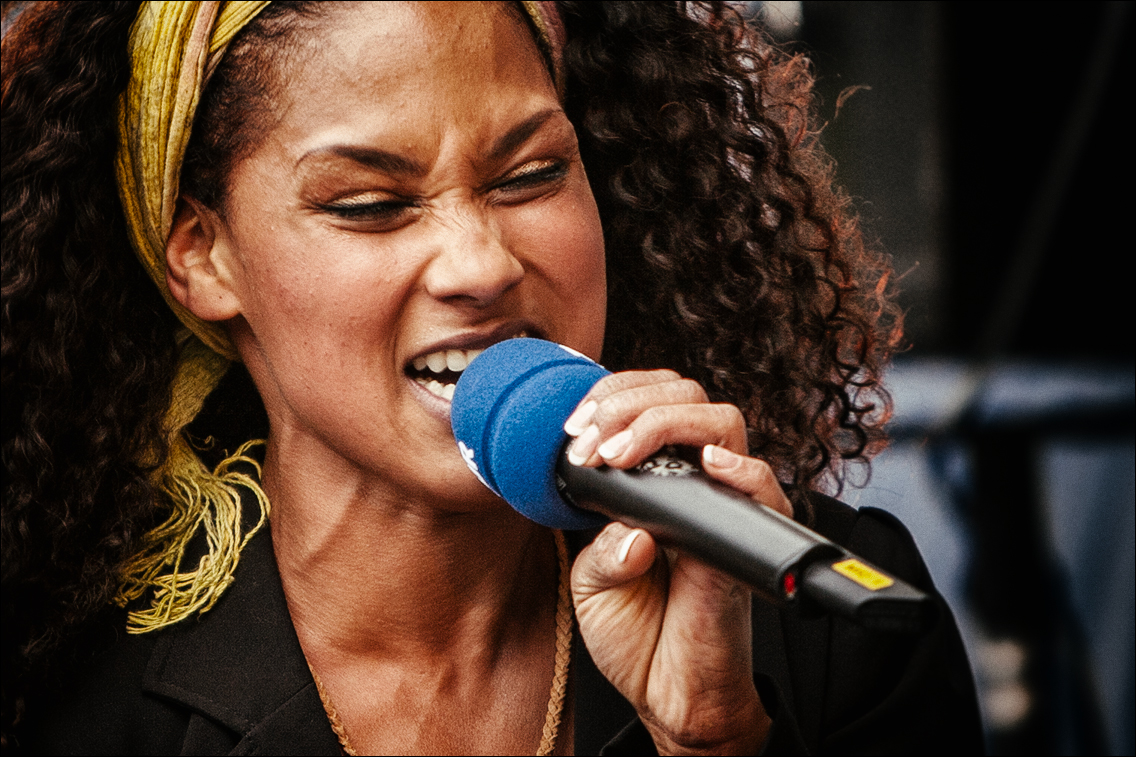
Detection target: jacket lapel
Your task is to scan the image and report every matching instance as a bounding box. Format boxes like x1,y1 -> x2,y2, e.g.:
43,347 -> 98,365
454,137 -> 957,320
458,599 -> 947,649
140,515 -> 341,755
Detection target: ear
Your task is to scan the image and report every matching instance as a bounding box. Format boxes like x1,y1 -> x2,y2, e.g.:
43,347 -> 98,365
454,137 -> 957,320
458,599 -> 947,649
165,196 -> 242,322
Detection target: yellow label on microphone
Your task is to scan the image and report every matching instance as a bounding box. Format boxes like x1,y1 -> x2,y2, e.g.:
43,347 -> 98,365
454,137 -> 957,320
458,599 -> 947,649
832,559 -> 894,591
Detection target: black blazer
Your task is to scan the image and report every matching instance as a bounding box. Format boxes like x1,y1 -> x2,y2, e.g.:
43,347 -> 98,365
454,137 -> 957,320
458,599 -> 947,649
19,492 -> 983,755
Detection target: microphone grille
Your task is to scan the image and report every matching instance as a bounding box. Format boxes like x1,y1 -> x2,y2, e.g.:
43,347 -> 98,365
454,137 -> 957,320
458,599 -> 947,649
451,338 -> 609,529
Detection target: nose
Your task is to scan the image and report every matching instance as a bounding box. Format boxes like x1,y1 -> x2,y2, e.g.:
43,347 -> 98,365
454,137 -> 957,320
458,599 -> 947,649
422,204 -> 524,307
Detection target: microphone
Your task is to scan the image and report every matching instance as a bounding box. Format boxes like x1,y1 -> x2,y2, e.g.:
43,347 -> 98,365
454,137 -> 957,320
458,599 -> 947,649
451,338 -> 931,632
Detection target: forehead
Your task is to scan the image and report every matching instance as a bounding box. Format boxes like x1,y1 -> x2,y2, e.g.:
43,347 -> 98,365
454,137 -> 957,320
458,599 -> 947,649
265,1 -> 557,155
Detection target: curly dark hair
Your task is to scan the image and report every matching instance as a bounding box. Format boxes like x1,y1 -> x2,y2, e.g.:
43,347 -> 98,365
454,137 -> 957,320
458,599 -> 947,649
2,1 -> 174,747
560,2 -> 900,497
1,0 -> 900,748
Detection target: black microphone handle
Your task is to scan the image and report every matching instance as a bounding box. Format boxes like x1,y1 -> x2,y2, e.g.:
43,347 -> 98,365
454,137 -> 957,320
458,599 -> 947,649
555,447 -> 932,633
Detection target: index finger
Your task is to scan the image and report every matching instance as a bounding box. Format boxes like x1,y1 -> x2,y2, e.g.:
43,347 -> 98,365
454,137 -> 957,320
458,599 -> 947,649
564,369 -> 682,434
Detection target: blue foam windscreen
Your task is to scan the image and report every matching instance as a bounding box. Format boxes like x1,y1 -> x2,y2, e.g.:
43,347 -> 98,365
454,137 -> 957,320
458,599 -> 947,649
451,338 -> 610,529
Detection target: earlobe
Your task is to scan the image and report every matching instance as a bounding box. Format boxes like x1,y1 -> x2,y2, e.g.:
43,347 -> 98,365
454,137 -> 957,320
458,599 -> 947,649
165,197 -> 242,322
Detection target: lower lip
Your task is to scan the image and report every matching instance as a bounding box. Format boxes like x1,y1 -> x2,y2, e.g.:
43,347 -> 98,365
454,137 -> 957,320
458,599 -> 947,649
407,374 -> 454,422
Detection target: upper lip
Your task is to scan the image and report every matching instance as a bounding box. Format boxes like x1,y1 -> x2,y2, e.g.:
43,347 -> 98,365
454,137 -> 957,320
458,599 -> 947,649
404,320 -> 541,370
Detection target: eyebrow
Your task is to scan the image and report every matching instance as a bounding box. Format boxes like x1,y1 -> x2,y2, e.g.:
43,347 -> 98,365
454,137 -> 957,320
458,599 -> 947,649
297,144 -> 425,175
296,108 -> 563,174
485,107 -> 562,164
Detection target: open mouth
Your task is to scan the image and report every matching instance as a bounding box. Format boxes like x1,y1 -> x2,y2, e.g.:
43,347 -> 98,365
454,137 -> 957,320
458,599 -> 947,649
407,331 -> 529,401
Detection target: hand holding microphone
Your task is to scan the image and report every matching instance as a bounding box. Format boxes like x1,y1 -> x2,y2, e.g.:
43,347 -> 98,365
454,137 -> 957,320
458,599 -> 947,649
560,369 -> 785,755
451,338 -> 930,630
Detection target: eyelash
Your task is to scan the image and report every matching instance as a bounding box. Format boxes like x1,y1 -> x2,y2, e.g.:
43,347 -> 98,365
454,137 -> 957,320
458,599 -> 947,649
321,199 -> 413,221
492,161 -> 569,194
319,161 -> 569,222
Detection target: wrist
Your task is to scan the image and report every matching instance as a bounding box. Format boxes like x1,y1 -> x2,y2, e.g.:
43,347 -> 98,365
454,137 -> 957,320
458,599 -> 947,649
644,688 -> 771,756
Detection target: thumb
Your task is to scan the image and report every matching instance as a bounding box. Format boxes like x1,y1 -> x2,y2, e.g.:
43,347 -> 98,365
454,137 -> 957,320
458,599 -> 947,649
571,522 -> 658,600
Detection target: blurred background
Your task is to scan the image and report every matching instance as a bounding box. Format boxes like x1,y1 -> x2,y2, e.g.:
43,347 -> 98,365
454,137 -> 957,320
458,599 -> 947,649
738,1 -> 1133,753
3,1 -> 1131,753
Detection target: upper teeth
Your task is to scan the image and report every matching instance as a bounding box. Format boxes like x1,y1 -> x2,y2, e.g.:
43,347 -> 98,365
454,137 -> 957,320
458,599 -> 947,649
411,332 -> 528,400
413,347 -> 484,375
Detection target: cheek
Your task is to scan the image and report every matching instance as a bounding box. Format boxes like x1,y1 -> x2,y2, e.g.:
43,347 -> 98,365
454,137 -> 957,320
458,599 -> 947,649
230,223 -> 415,375
228,234 -> 425,460
507,177 -> 607,353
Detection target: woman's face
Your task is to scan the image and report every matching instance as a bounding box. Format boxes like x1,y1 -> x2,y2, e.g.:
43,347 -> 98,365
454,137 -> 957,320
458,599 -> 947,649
210,2 -> 606,509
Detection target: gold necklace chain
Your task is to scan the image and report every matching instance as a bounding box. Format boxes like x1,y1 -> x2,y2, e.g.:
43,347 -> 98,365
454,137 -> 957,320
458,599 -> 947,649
310,530 -> 573,756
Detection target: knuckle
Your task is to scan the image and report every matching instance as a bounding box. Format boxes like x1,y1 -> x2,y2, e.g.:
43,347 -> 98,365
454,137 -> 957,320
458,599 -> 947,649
676,378 -> 709,402
614,370 -> 668,389
716,402 -> 745,423
573,542 -> 606,581
711,403 -> 747,436
751,456 -> 771,474
585,373 -> 625,400
592,392 -> 635,428
637,404 -> 674,426
749,457 -> 776,484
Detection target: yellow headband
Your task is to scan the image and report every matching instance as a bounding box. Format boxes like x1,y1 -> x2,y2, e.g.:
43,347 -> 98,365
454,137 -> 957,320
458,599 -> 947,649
116,0 -> 269,361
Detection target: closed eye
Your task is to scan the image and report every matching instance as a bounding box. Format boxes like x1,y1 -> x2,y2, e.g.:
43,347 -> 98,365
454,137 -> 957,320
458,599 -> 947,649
491,160 -> 569,201
319,198 -> 419,229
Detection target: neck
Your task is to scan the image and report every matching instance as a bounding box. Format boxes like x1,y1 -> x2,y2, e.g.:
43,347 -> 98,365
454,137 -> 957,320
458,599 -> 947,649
262,430 -> 558,669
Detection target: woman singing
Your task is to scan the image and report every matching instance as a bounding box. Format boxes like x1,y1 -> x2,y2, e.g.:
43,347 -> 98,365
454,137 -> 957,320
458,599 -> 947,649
2,2 -> 982,753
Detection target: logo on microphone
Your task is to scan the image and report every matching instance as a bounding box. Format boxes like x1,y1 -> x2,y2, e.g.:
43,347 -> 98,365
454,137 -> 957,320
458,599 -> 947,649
637,451 -> 698,477
458,440 -> 491,489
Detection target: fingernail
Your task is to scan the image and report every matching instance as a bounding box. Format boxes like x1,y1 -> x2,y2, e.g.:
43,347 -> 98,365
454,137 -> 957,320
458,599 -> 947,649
703,444 -> 740,468
597,429 -> 633,460
617,530 -> 640,563
564,401 -> 597,436
567,424 -> 600,466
